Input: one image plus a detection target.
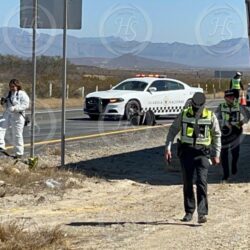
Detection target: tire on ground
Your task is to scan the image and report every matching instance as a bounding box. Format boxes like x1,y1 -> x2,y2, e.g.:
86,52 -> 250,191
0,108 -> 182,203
143,110 -> 156,126
88,114 -> 99,120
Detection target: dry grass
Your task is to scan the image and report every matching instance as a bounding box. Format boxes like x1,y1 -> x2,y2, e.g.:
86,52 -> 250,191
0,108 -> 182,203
0,160 -> 86,196
0,222 -> 71,250
205,91 -> 225,99
46,147 -> 61,156
0,98 -> 83,113
35,98 -> 83,109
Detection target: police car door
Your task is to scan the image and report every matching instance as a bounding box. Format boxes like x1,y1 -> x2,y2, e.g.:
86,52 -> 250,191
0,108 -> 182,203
163,80 -> 186,115
145,80 -> 169,115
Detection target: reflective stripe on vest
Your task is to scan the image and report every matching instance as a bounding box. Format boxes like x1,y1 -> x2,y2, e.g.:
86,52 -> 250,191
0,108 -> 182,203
180,107 -> 212,146
220,103 -> 240,127
232,79 -> 241,90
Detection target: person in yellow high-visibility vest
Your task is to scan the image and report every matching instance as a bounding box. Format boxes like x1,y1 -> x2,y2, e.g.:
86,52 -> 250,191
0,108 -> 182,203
215,89 -> 250,182
165,92 -> 221,224
230,72 -> 244,100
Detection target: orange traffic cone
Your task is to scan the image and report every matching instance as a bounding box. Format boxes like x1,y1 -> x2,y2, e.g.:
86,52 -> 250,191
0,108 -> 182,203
240,92 -> 247,106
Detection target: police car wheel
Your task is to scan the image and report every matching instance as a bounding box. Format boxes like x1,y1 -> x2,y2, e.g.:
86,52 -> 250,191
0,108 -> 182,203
125,100 -> 140,120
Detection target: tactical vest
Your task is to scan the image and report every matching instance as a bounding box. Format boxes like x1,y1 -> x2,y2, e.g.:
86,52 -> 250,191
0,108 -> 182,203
220,102 -> 240,127
180,107 -> 212,146
231,79 -> 241,90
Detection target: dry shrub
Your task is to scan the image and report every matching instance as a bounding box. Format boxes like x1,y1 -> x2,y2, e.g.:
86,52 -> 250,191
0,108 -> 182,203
47,147 -> 61,156
0,162 -> 85,196
0,222 -> 70,250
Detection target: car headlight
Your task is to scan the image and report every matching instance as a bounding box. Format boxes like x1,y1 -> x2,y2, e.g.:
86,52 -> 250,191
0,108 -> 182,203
109,98 -> 124,103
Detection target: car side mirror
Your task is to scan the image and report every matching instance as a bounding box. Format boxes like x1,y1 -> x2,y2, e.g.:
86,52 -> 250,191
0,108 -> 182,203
148,87 -> 157,93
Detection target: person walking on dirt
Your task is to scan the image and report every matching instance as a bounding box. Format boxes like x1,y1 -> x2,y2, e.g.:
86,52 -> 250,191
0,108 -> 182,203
0,79 -> 30,158
215,89 -> 250,182
165,92 -> 221,223
230,72 -> 244,100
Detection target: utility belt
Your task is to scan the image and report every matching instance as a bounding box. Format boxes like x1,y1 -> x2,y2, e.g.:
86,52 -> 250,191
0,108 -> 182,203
177,139 -> 210,158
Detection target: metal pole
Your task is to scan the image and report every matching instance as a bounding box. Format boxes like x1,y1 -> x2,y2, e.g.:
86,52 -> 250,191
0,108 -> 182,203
30,0 -> 37,158
246,0 -> 250,62
219,71 -> 221,90
61,0 -> 68,167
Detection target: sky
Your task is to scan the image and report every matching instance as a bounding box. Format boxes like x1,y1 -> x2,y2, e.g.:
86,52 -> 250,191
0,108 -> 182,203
0,0 -> 248,45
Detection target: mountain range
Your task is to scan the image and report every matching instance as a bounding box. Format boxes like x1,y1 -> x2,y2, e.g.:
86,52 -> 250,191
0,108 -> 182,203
0,27 -> 249,69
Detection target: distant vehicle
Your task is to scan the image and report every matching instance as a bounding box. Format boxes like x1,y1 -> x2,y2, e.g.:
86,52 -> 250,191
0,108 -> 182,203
247,83 -> 250,106
84,75 -> 203,120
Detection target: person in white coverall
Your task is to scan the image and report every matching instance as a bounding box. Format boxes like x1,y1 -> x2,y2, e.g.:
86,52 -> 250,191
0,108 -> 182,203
0,79 -> 29,158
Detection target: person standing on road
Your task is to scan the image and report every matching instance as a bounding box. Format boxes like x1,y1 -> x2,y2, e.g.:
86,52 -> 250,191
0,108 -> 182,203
0,79 -> 30,158
215,89 -> 250,182
230,72 -> 244,100
165,92 -> 221,224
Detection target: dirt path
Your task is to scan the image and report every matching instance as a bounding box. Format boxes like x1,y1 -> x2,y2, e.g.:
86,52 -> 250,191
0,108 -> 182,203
1,126 -> 250,249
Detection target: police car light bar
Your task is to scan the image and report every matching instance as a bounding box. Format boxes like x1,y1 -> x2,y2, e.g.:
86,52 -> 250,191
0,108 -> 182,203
135,74 -> 167,78
135,74 -> 146,77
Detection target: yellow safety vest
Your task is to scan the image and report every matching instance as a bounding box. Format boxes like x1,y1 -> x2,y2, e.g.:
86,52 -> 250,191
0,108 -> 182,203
231,79 -> 241,90
180,107 -> 212,146
220,102 -> 240,127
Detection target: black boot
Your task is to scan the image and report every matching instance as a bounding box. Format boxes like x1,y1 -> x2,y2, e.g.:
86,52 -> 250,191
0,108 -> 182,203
181,213 -> 193,222
198,215 -> 207,223
232,165 -> 237,175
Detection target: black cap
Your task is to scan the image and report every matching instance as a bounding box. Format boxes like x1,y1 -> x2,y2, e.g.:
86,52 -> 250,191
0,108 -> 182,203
224,89 -> 236,97
192,92 -> 206,108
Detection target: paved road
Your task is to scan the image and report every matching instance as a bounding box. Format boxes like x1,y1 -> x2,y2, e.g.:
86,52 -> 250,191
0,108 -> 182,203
2,99 -> 224,149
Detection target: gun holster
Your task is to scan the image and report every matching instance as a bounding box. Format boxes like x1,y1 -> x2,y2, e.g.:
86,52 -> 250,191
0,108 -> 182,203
200,147 -> 210,158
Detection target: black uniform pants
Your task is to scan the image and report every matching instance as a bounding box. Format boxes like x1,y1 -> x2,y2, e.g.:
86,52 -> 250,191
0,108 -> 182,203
179,147 -> 210,216
233,89 -> 240,100
221,136 -> 241,179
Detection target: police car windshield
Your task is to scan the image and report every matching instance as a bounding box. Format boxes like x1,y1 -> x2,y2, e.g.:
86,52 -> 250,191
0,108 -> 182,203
113,81 -> 148,91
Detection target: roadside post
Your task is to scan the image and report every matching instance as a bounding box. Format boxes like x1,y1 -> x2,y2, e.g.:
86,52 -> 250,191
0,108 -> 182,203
81,87 -> 85,98
20,0 -> 82,166
66,84 -> 69,99
49,81 -> 53,97
213,84 -> 216,99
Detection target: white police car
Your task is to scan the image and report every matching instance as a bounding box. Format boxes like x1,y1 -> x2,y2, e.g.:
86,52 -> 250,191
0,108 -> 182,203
84,75 -> 203,120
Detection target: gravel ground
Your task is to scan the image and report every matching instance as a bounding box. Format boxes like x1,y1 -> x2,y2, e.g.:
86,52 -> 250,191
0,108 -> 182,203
0,125 -> 250,249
